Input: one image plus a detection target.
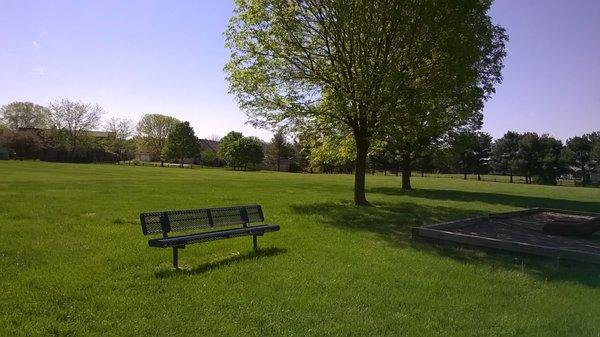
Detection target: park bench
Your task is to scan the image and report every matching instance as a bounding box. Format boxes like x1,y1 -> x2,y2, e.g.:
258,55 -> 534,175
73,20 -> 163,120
140,205 -> 279,268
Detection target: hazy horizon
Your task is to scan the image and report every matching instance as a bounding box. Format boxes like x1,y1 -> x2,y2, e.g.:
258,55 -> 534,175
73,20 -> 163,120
1,0 -> 599,141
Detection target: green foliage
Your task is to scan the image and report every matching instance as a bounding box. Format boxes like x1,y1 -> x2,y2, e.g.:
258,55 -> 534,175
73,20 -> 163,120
309,134 -> 355,173
515,133 -> 568,185
368,139 -> 397,173
226,0 -> 507,203
136,114 -> 180,162
265,132 -> 295,171
0,130 -> 44,159
490,131 -> 522,180
219,131 -> 264,170
218,131 -> 243,160
0,101 -> 50,130
48,99 -> 104,154
201,149 -> 219,166
105,117 -> 135,161
449,131 -> 493,180
162,122 -> 200,166
592,142 -> 600,173
565,132 -> 600,185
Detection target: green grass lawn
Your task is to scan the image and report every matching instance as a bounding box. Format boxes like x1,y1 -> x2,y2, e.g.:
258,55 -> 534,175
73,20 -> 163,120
2,161 -> 600,337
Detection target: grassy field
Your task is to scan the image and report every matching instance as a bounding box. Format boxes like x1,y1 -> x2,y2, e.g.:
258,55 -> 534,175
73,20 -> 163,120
1,161 -> 600,337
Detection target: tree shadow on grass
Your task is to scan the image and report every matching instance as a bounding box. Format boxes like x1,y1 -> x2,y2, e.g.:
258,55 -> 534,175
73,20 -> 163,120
368,187 -> 600,212
291,201 -> 482,246
290,201 -> 600,287
154,247 -> 286,278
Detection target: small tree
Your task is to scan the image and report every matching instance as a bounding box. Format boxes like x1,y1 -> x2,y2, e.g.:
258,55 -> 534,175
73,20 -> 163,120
490,131 -> 521,183
219,131 -> 264,170
448,131 -> 492,181
566,134 -> 594,186
265,132 -> 293,171
218,131 -> 243,168
1,102 -> 50,130
238,136 -> 265,170
515,132 -> 567,185
162,122 -> 200,168
200,149 -> 218,166
136,114 -> 180,166
591,141 -> 600,174
105,117 -> 135,162
48,99 -> 103,157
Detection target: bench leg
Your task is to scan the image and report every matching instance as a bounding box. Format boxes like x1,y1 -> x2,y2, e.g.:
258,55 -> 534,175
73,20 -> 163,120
252,235 -> 258,252
172,247 -> 179,269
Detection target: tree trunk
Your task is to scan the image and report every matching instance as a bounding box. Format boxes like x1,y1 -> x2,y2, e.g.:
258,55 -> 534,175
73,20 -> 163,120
509,170 -> 513,183
477,172 -> 481,181
277,157 -> 281,172
463,171 -> 467,180
353,136 -> 369,206
582,165 -> 586,187
421,169 -> 424,178
401,154 -> 412,191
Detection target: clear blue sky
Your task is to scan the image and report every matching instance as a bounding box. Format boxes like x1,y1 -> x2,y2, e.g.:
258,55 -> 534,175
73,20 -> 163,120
1,0 -> 599,141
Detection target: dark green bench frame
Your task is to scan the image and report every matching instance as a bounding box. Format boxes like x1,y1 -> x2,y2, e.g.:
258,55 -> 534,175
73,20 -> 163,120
140,205 -> 279,268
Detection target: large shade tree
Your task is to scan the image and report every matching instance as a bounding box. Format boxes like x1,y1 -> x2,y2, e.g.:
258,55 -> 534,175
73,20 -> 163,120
105,117 -> 135,162
136,114 -> 180,166
565,132 -> 599,186
219,131 -> 264,170
0,101 -> 50,130
449,130 -> 492,181
162,121 -> 201,167
490,131 -> 522,183
48,99 -> 104,155
226,0 -> 507,204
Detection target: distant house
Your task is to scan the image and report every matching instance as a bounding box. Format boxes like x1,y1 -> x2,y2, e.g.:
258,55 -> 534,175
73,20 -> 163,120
198,139 -> 223,166
199,139 -> 219,153
86,130 -> 114,139
136,152 -> 153,162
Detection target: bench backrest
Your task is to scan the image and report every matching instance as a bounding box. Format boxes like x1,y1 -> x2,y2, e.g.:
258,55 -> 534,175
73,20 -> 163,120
140,205 -> 264,236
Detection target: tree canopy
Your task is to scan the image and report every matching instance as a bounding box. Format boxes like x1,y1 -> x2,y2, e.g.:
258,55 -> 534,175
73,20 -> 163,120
226,0 -> 507,204
265,132 -> 294,171
136,114 -> 180,165
219,131 -> 264,170
162,121 -> 200,167
48,99 -> 104,154
0,101 -> 50,130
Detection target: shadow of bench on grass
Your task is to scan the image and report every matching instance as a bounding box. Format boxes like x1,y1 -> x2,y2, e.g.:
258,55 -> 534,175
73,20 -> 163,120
154,247 -> 286,278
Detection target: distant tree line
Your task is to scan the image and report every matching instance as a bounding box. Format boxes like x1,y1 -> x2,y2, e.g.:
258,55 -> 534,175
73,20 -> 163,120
2,100 -> 597,185
301,127 -> 600,187
0,100 -> 299,171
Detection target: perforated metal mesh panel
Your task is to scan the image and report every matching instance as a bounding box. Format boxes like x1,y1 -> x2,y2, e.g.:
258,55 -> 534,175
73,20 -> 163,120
140,205 -> 264,235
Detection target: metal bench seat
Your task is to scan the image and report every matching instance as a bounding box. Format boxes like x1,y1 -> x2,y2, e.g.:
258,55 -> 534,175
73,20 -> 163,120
148,224 -> 280,247
140,205 -> 280,268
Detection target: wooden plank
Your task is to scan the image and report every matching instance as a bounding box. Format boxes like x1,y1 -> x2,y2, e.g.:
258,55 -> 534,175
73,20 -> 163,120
412,208 -> 600,264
